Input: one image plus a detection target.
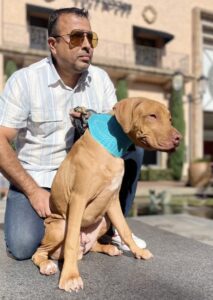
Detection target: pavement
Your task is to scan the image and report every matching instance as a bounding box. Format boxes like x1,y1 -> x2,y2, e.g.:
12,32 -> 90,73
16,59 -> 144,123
1,182 -> 213,299
138,213 -> 213,246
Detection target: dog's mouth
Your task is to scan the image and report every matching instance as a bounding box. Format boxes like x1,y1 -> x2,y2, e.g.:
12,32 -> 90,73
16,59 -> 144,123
137,135 -> 180,152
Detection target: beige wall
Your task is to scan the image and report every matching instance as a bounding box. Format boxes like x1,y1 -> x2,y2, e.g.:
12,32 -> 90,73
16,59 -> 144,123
1,0 -> 212,56
128,83 -> 166,103
1,0 -> 213,75
89,0 -> 213,74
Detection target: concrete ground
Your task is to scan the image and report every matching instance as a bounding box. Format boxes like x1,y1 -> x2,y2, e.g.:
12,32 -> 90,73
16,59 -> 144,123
137,213 -> 213,246
1,197 -> 213,300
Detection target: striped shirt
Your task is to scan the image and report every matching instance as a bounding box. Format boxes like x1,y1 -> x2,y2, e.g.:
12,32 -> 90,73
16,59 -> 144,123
0,57 -> 117,187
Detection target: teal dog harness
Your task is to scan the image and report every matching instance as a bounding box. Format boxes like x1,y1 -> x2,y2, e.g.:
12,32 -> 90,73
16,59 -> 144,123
88,114 -> 132,157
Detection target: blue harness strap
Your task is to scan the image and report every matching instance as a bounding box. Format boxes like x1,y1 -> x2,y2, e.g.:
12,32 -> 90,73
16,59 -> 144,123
88,114 -> 132,157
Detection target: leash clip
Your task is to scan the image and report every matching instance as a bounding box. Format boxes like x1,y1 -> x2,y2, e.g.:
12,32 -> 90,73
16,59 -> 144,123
71,106 -> 97,141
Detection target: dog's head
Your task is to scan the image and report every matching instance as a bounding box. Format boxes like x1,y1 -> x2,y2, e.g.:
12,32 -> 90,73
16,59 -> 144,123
113,97 -> 182,152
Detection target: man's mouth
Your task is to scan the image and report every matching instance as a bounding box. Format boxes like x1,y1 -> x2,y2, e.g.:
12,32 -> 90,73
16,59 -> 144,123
79,55 -> 91,62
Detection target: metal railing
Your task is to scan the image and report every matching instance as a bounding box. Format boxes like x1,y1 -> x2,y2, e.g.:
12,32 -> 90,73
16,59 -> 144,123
29,26 -> 48,50
1,23 -> 189,74
2,23 -> 48,50
94,40 -> 189,74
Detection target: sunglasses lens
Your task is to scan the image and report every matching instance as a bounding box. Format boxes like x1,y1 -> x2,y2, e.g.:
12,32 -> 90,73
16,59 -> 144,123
70,31 -> 84,46
91,32 -> 98,48
70,31 -> 98,48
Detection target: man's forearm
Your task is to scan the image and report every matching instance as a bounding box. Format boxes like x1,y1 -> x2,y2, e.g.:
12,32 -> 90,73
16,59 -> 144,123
0,136 -> 39,197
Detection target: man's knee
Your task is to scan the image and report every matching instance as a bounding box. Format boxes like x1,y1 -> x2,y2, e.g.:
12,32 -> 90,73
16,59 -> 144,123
6,234 -> 41,260
4,186 -> 45,260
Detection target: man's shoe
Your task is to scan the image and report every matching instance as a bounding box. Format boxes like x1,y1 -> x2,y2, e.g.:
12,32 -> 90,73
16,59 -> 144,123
111,230 -> 147,251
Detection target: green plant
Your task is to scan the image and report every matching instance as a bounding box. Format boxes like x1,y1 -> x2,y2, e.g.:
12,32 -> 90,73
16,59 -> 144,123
187,198 -> 204,207
192,157 -> 211,163
5,60 -> 17,80
140,168 -> 173,181
168,85 -> 185,180
116,78 -> 128,101
11,141 -> 16,150
205,199 -> 213,207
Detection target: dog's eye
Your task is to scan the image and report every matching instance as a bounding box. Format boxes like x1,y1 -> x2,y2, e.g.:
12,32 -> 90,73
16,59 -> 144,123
149,114 -> 157,119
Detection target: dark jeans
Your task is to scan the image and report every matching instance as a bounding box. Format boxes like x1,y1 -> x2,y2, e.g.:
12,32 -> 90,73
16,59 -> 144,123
4,186 -> 50,260
120,146 -> 144,216
4,147 -> 144,260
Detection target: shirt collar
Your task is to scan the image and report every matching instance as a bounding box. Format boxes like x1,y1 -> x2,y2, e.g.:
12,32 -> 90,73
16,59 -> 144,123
47,56 -> 61,86
47,56 -> 92,89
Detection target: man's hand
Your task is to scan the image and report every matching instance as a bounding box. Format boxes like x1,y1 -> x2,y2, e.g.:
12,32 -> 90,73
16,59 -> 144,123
28,187 -> 51,218
0,127 -> 51,219
70,107 -> 97,139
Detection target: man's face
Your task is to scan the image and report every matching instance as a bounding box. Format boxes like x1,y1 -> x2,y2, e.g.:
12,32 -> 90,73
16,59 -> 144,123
48,14 -> 94,74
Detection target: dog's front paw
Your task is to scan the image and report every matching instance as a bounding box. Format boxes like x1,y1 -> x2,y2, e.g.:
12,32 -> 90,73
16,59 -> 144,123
59,275 -> 84,292
40,260 -> 58,275
133,248 -> 153,260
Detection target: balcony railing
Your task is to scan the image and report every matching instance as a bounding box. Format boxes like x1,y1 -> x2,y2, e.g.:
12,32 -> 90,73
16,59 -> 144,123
29,26 -> 48,50
94,40 -> 189,74
2,23 -> 48,51
1,23 -> 189,74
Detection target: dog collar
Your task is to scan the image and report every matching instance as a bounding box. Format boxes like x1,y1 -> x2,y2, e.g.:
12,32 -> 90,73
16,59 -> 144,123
88,114 -> 133,157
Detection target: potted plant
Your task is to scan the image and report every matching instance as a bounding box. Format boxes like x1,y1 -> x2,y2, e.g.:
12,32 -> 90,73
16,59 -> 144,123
188,157 -> 212,187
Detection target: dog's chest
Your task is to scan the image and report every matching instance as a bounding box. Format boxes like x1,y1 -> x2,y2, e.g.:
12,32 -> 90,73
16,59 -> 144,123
81,160 -> 124,227
107,169 -> 124,192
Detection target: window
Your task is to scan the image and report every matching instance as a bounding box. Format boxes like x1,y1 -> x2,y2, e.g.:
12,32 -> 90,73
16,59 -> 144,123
133,26 -> 173,67
27,5 -> 53,50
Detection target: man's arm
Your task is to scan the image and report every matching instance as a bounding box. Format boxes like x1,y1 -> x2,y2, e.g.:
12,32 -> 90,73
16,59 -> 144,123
0,126 -> 51,217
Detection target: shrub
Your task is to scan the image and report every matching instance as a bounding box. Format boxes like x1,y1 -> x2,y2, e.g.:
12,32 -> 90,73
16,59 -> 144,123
140,168 -> 173,181
5,60 -> 17,80
168,85 -> 185,180
116,78 -> 128,101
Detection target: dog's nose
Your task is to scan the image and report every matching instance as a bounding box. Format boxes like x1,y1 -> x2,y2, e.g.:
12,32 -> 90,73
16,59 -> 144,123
173,131 -> 182,146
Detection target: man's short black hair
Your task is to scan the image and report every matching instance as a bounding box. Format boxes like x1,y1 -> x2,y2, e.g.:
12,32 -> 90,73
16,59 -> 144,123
48,7 -> 89,37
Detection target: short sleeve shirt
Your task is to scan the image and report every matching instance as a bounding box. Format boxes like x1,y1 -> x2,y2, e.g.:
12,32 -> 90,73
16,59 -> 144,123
0,57 -> 117,187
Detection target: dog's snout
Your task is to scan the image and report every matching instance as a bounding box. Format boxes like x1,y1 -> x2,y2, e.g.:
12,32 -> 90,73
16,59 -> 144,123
172,131 -> 182,147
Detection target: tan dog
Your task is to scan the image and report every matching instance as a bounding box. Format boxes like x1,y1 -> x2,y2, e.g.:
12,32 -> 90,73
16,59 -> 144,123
32,98 -> 181,292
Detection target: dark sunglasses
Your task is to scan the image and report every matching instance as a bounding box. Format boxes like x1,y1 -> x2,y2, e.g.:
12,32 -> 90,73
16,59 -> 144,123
52,30 -> 98,48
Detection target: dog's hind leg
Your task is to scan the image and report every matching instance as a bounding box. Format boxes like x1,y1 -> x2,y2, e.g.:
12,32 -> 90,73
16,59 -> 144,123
82,216 -> 122,256
32,217 -> 66,275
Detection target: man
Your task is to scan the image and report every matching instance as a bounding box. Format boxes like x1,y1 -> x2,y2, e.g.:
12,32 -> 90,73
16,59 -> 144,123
0,7 -> 145,260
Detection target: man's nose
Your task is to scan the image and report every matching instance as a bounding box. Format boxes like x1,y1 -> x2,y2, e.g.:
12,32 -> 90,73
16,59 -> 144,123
81,34 -> 92,49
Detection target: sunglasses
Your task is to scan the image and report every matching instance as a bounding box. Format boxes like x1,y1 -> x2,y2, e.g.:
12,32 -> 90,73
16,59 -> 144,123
52,30 -> 98,48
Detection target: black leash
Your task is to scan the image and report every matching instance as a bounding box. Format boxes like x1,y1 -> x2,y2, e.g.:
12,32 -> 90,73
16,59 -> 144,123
71,106 -> 97,141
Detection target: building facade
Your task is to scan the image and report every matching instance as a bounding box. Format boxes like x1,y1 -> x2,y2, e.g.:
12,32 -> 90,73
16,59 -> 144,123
0,0 -> 213,178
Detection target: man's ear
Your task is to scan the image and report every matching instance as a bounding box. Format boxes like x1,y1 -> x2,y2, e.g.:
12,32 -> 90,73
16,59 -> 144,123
113,98 -> 143,133
48,37 -> 57,55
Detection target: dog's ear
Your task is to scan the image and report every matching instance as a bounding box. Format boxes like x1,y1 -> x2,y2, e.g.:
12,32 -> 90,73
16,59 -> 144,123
113,98 -> 143,133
